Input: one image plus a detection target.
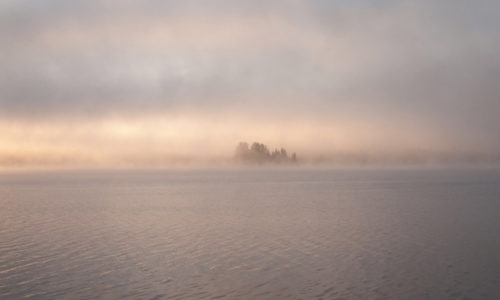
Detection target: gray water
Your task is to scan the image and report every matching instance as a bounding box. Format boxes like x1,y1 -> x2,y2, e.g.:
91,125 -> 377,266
1,168 -> 500,299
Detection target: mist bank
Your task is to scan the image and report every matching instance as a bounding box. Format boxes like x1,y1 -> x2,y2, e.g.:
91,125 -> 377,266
1,113 -> 499,169
2,152 -> 500,170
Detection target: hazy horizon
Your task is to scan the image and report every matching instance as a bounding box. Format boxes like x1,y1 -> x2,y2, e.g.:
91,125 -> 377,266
1,0 -> 500,168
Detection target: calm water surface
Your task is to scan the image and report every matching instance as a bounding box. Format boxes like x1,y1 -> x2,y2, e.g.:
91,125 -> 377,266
1,168 -> 500,299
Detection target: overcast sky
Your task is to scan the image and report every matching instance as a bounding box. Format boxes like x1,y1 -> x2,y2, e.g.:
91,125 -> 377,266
1,0 -> 500,166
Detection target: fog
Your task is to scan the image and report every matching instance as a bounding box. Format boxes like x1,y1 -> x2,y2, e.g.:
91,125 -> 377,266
1,0 -> 499,167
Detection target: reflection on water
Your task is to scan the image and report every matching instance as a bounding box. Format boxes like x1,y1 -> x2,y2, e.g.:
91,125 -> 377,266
1,168 -> 500,299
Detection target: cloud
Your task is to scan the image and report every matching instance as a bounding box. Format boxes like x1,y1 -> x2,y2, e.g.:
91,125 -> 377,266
1,0 -> 499,163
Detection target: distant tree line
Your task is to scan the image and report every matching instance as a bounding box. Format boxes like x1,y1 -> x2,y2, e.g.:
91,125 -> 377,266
234,142 -> 297,164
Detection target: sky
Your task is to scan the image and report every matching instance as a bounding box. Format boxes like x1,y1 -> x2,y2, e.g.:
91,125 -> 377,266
1,0 -> 500,167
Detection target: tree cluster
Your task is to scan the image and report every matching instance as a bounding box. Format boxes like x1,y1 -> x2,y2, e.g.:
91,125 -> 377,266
234,142 -> 297,164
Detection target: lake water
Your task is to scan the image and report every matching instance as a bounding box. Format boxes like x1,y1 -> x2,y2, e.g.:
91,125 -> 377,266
1,168 -> 500,299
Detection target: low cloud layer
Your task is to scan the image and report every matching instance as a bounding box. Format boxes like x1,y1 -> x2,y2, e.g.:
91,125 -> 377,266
1,0 -> 500,166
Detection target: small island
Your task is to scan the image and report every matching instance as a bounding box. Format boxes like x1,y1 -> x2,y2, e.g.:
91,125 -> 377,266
234,142 -> 297,164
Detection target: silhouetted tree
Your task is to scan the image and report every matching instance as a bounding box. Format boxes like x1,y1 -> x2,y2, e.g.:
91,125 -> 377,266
249,142 -> 270,163
235,142 -> 250,160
